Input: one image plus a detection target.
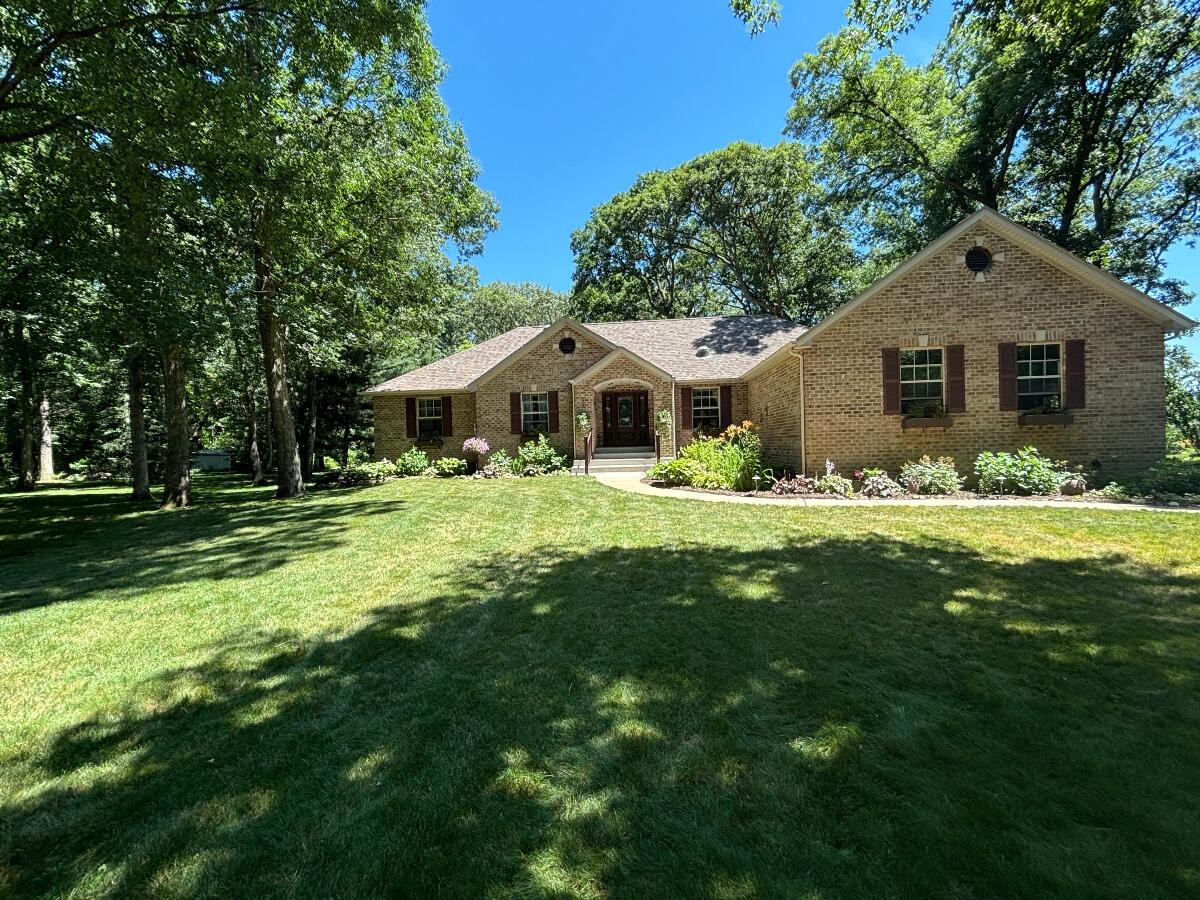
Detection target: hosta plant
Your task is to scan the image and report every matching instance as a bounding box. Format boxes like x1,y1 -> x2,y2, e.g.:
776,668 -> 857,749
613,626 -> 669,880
898,456 -> 963,495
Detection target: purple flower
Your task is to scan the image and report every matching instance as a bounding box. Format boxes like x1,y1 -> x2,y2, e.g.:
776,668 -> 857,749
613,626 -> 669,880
462,436 -> 490,455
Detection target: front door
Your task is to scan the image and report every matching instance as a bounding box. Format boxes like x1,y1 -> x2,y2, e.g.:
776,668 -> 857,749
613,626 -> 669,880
602,391 -> 650,446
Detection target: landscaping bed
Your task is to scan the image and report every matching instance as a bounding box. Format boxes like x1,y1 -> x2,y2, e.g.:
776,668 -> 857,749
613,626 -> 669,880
641,478 -> 1200,507
2,476 -> 1199,897
645,422 -> 1200,508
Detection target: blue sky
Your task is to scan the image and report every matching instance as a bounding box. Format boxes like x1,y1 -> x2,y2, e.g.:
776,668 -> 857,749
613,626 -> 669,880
426,0 -> 1198,353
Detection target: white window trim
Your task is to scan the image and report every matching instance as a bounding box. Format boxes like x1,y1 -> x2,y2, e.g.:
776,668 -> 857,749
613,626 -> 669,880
417,397 -> 443,435
1016,341 -> 1063,409
899,347 -> 945,413
691,387 -> 720,431
521,391 -> 549,433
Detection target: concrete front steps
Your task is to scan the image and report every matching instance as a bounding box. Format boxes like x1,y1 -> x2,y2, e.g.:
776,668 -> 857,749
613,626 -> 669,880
572,446 -> 657,476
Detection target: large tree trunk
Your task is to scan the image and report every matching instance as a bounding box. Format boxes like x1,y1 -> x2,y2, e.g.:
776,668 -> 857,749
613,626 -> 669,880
233,336 -> 265,486
264,399 -> 275,472
37,392 -> 53,481
14,324 -> 36,491
160,343 -> 191,508
16,399 -> 35,490
246,389 -> 265,486
252,211 -> 302,498
128,351 -> 153,500
300,364 -> 317,481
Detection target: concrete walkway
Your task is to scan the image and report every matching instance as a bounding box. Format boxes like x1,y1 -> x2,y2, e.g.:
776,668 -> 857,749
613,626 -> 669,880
592,472 -> 1199,513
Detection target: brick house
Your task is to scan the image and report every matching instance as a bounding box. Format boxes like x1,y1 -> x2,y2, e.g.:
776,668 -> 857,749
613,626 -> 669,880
366,208 -> 1196,475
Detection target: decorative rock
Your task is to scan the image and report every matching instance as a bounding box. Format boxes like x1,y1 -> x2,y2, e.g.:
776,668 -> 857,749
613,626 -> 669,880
1059,478 -> 1087,496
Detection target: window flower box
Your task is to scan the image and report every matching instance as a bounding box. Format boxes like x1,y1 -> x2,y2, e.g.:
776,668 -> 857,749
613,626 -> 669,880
902,416 -> 952,429
1018,412 -> 1074,426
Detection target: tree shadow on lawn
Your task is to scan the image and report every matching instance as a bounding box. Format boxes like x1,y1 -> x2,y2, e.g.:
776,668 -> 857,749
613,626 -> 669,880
0,479 -> 404,615
2,537 -> 1199,898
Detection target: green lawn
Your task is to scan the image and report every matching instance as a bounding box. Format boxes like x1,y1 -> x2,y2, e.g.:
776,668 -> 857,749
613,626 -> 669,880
2,476 -> 1199,898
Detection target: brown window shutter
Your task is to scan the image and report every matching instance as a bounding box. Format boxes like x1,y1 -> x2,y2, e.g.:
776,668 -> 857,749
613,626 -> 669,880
1065,340 -> 1085,409
681,386 -> 692,429
405,397 -> 417,438
998,342 -> 1018,411
881,348 -> 901,414
441,395 -> 453,436
510,392 -> 522,434
719,385 -> 732,429
946,344 -> 966,413
548,390 -> 560,432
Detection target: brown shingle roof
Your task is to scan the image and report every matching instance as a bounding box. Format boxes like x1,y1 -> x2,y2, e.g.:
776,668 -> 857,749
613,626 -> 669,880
365,326 -> 545,393
589,315 -> 807,381
365,315 -> 806,393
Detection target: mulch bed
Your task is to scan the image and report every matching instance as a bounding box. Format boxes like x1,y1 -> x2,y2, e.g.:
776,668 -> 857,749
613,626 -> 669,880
641,478 -> 1200,508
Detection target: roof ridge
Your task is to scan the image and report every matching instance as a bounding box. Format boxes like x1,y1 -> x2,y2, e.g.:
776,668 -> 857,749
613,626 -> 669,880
586,314 -> 796,326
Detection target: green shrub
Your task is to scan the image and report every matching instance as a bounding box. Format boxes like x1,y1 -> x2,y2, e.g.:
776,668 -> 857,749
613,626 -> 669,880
815,474 -> 853,496
1096,482 -> 1130,500
649,458 -> 710,487
1122,456 -> 1200,496
974,447 -> 1069,494
432,456 -> 467,477
855,468 -> 903,498
646,424 -> 766,491
898,455 -> 964,495
517,434 -> 568,475
475,449 -> 518,478
395,447 -> 429,477
326,459 -> 399,486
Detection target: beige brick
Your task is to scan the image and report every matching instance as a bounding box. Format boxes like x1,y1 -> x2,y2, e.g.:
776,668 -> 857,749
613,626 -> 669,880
750,222 -> 1167,477
375,223 -> 1170,478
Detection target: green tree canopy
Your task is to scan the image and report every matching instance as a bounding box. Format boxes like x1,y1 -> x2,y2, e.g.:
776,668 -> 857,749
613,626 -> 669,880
570,141 -> 864,324
787,0 -> 1200,306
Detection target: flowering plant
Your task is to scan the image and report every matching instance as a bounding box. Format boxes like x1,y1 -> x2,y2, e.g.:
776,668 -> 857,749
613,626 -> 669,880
462,436 -> 490,455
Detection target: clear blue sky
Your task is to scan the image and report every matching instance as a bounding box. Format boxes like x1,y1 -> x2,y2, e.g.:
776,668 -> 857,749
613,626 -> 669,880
426,0 -> 1199,353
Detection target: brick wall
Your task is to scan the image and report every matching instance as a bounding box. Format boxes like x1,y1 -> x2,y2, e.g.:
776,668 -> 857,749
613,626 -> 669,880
475,326 -> 611,459
772,222 -> 1167,476
573,355 -> 676,457
747,355 -> 802,470
674,382 -> 749,452
372,392 -> 476,461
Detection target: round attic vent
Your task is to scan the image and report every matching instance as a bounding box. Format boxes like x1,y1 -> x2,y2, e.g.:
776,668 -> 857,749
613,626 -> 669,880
558,337 -> 576,355
965,246 -> 992,273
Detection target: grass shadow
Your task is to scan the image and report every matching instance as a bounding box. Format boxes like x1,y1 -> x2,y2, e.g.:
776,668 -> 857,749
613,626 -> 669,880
2,533 -> 1198,897
0,475 -> 404,615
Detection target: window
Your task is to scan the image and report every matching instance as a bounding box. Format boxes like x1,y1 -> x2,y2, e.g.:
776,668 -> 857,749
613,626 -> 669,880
521,392 -> 549,434
900,348 -> 944,415
558,337 -> 576,355
1017,343 -> 1061,411
692,388 -> 720,433
417,397 -> 443,438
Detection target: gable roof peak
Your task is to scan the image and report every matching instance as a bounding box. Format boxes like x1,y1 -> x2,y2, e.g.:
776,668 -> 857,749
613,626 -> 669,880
794,207 -> 1196,348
